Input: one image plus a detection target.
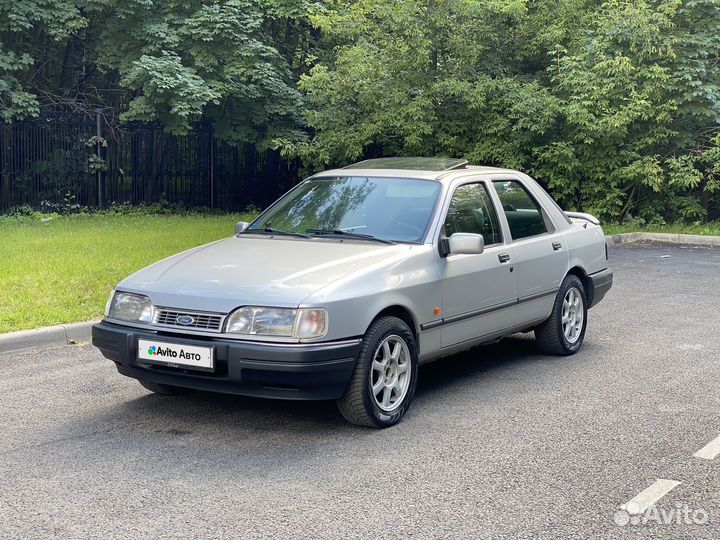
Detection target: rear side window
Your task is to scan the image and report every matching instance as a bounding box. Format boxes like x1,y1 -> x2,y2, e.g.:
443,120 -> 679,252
493,180 -> 548,240
443,183 -> 502,245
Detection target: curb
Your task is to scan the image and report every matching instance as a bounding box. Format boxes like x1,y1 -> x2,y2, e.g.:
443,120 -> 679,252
606,232 -> 720,247
0,320 -> 100,354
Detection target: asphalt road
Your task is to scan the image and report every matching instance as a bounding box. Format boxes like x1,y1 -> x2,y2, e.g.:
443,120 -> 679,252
2,242 -> 720,539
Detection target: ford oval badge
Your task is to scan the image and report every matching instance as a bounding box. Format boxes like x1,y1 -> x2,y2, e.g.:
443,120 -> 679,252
176,315 -> 195,326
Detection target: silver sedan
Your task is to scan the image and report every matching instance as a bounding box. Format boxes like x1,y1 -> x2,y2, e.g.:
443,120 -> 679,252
93,157 -> 613,427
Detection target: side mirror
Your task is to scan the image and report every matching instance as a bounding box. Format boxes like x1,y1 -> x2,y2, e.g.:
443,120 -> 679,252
442,233 -> 484,257
235,221 -> 250,234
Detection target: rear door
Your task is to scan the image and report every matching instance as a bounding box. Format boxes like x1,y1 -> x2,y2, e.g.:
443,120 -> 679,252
491,178 -> 567,325
437,181 -> 517,348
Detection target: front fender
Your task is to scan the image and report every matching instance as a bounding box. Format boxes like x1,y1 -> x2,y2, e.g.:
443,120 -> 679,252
300,246 -> 441,343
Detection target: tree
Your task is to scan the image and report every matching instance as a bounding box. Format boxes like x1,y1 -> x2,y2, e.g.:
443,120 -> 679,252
290,0 -> 720,222
0,0 -> 318,147
535,0 -> 679,218
91,0 -> 314,146
287,0 -> 545,165
1,0 -> 719,221
0,0 -> 87,120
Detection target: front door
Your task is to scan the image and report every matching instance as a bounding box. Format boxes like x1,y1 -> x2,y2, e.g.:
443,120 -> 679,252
438,182 -> 517,348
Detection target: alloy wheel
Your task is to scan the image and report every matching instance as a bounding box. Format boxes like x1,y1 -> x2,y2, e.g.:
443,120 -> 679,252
370,335 -> 412,412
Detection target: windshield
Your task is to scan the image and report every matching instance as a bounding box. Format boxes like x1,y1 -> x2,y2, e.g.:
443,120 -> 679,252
249,176 -> 441,243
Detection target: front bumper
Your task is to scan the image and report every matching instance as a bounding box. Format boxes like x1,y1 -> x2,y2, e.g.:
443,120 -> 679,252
92,321 -> 360,400
587,268 -> 613,308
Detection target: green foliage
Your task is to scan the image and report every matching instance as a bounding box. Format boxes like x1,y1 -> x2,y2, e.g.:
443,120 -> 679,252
119,51 -> 223,133
288,0 -> 541,165
291,0 -> 720,222
533,0 -> 680,218
1,0 -> 719,222
0,0 -> 86,120
92,0 -> 311,146
0,0 -> 316,146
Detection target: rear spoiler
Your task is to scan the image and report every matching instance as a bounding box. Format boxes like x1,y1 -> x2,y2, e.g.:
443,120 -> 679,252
565,211 -> 600,226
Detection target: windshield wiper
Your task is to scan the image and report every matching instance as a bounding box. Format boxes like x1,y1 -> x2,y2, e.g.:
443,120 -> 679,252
306,229 -> 395,245
242,227 -> 311,239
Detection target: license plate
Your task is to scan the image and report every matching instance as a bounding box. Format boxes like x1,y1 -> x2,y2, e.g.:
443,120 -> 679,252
138,339 -> 214,371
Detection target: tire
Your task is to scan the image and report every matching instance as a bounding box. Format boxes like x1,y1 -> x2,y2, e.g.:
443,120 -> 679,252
138,379 -> 192,395
337,316 -> 419,428
535,274 -> 588,356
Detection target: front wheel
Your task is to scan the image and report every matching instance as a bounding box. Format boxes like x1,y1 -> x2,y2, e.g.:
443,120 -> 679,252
337,316 -> 419,428
535,274 -> 588,355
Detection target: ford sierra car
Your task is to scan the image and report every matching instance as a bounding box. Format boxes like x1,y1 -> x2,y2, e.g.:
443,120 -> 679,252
92,157 -> 613,427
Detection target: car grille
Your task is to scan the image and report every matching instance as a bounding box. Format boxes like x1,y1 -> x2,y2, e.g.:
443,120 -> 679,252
153,309 -> 224,332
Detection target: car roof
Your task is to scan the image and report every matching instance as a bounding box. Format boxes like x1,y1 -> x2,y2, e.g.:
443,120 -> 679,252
343,157 -> 468,171
312,160 -> 519,183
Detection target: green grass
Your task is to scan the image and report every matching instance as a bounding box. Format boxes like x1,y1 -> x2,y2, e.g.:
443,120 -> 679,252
602,221 -> 720,236
0,212 -> 254,333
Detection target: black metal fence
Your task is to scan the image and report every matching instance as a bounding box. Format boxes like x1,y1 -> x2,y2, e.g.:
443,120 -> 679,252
0,108 -> 302,212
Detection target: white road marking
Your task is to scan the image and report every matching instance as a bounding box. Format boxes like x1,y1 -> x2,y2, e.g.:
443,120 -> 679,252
620,479 -> 682,515
694,434 -> 720,460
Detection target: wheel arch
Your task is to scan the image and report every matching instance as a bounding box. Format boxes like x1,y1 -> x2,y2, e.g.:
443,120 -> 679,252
370,305 -> 419,343
566,265 -> 593,306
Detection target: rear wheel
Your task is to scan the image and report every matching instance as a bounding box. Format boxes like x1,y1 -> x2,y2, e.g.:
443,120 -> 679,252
138,379 -> 192,395
535,274 -> 588,355
337,316 -> 418,428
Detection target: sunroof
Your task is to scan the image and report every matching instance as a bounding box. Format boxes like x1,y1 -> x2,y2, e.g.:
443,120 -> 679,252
343,157 -> 468,172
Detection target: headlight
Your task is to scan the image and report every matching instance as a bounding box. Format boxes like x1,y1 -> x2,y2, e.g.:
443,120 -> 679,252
107,291 -> 154,324
225,307 -> 327,339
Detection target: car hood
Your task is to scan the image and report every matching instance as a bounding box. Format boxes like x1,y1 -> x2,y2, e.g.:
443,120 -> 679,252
117,236 -> 416,313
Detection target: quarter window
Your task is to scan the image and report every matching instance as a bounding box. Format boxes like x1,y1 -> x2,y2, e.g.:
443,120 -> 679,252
443,183 -> 502,245
493,180 -> 548,240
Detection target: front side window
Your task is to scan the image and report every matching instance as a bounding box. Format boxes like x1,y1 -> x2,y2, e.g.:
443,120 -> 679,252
443,183 -> 502,246
493,180 -> 548,240
249,176 -> 442,243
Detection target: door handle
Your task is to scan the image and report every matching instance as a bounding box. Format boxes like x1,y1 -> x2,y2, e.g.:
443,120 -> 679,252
498,253 -> 511,263
552,242 -> 563,251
